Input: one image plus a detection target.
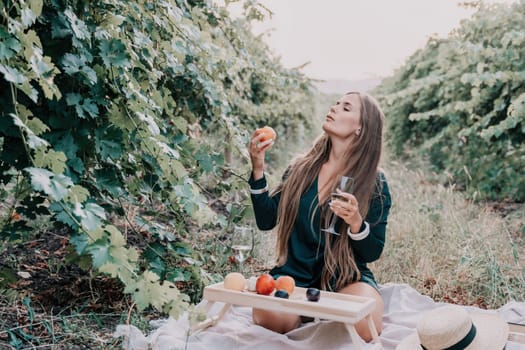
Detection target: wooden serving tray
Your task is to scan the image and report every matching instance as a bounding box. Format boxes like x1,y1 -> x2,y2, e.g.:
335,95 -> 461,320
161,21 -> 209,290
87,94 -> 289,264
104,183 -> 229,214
193,281 -> 382,350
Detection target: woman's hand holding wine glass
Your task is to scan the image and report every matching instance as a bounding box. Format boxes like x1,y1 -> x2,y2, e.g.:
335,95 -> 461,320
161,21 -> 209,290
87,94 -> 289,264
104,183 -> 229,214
329,188 -> 363,234
322,175 -> 362,235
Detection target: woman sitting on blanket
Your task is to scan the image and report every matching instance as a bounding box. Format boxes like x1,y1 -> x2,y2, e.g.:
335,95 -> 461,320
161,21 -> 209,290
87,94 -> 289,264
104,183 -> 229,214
247,92 -> 392,341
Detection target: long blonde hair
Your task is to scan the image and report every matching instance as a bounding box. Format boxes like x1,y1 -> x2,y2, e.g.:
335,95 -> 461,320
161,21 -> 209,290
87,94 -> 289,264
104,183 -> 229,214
273,92 -> 385,291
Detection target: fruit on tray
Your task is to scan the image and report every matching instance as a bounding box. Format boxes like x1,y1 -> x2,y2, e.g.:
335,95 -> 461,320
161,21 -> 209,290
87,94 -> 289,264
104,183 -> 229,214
275,275 -> 295,295
246,276 -> 257,292
223,272 -> 246,291
255,126 -> 276,143
306,287 -> 320,302
255,273 -> 276,295
274,290 -> 289,299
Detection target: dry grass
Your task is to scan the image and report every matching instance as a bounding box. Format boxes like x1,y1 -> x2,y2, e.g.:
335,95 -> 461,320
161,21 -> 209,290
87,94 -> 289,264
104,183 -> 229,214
253,155 -> 525,309
371,157 -> 525,308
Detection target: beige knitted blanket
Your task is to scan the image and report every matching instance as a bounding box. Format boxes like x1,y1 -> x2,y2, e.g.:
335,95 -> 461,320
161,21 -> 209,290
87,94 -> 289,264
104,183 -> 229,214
115,283 -> 525,350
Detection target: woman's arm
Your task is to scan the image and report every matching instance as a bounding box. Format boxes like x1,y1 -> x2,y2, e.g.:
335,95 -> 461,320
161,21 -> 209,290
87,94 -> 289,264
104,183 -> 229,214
247,128 -> 279,230
249,174 -> 280,230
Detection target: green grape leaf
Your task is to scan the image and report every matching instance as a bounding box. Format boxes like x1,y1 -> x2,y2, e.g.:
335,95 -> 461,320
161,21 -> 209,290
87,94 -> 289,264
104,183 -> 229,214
26,167 -> 72,201
0,64 -> 27,84
123,271 -> 159,310
168,158 -> 187,179
26,134 -> 48,149
75,202 -> 106,232
81,99 -> 99,118
51,131 -> 78,158
136,112 -> 160,135
81,65 -> 97,84
30,54 -> 56,78
49,202 -> 77,228
93,168 -> 123,196
124,271 -> 182,311
111,246 -> 137,271
98,262 -> 119,277
0,30 -> 21,59
68,157 -> 85,174
95,128 -> 123,160
195,147 -> 215,172
70,233 -> 89,255
166,269 -> 187,282
21,6 -> 38,27
15,105 -> 49,136
149,281 -> 180,311
65,93 -> 81,109
101,14 -> 126,27
19,81 -> 39,102
21,30 -> 41,62
61,53 -> 84,74
25,117 -> 49,136
106,225 -> 126,247
86,241 -> 112,268
171,117 -> 188,133
107,103 -> 135,130
9,120 -> 47,149
33,148 -> 67,174
66,93 -> 99,119
148,257 -> 166,277
30,0 -> 44,18
193,206 -> 216,227
51,12 -> 70,39
64,9 -> 89,40
66,185 -> 90,203
85,227 -> 105,243
99,39 -> 131,68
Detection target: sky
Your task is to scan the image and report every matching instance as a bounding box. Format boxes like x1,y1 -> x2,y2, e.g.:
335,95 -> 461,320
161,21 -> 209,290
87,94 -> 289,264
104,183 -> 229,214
233,0 -> 516,82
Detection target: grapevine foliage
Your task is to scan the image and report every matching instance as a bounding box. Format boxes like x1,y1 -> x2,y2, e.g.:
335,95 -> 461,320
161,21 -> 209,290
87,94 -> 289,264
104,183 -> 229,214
376,1 -> 525,201
0,0 -> 314,317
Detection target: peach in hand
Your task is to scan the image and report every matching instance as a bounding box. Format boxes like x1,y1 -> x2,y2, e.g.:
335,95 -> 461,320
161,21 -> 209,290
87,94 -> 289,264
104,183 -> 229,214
255,126 -> 276,143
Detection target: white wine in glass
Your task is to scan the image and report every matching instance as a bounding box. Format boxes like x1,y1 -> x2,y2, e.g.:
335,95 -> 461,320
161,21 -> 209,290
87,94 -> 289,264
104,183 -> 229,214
322,175 -> 355,235
231,244 -> 251,264
231,226 -> 253,272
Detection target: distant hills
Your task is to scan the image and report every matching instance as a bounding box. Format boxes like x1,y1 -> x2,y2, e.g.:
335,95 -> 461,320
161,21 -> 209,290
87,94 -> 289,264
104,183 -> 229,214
313,78 -> 383,95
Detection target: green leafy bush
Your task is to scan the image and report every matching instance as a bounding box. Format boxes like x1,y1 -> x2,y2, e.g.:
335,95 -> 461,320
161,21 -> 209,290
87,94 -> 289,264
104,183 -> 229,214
0,0 -> 314,316
376,2 -> 525,201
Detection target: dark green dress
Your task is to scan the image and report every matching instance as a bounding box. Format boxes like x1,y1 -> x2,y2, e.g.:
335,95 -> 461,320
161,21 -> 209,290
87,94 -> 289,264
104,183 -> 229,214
249,172 -> 392,291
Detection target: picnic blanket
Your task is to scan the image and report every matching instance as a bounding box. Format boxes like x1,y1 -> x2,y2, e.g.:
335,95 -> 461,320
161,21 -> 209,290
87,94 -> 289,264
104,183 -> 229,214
115,283 -> 525,349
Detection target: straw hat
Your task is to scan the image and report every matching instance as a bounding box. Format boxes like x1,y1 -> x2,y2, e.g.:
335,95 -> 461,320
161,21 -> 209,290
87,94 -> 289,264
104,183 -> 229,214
396,305 -> 508,350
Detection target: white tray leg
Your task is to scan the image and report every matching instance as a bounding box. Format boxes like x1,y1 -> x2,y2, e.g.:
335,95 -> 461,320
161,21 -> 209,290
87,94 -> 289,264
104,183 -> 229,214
345,323 -> 364,350
366,314 -> 382,348
196,299 -> 216,314
345,322 -> 383,350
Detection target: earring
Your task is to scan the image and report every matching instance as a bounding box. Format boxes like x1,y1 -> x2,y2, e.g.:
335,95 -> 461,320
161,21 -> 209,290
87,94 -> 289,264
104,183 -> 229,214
356,128 -> 361,136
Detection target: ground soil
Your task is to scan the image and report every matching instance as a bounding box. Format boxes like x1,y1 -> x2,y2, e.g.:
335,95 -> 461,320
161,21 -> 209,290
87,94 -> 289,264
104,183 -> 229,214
0,230 -> 132,349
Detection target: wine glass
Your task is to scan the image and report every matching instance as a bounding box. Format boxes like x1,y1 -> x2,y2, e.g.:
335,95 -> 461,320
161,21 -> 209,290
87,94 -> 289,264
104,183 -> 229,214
322,175 -> 355,235
231,225 -> 254,273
